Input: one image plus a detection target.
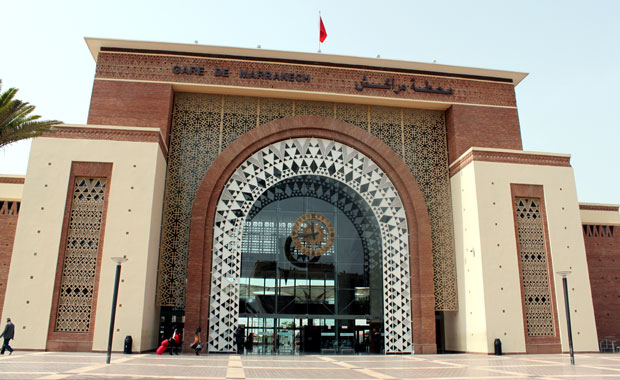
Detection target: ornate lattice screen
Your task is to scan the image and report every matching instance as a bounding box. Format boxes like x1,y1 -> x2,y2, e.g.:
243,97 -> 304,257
515,197 -> 555,337
157,94 -> 457,311
208,139 -> 412,353
54,178 -> 106,332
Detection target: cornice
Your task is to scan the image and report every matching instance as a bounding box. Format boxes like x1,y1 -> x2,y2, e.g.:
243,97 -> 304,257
579,204 -> 619,212
43,125 -> 168,158
449,148 -> 571,177
0,177 -> 25,184
85,37 -> 528,85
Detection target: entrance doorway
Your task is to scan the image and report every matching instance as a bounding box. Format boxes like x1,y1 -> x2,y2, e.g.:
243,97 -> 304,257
238,175 -> 385,354
239,317 -> 383,354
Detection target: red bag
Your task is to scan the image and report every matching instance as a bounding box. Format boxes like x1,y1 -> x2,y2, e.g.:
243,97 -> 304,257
156,345 -> 166,355
173,332 -> 180,344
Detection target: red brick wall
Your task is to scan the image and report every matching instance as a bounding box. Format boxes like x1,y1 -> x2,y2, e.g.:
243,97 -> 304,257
445,105 -> 522,165
87,80 -> 174,145
0,201 -> 19,318
583,225 -> 620,342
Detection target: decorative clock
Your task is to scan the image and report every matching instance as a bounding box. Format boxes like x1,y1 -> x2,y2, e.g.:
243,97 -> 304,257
290,213 -> 335,257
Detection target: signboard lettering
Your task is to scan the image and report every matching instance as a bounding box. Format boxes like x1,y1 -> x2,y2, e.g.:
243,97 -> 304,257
172,65 -> 310,83
172,65 -> 205,76
170,65 -> 454,96
214,68 -> 229,77
239,70 -> 310,82
355,75 -> 453,95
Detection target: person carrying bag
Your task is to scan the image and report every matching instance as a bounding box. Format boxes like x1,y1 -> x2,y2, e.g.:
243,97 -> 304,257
190,327 -> 203,355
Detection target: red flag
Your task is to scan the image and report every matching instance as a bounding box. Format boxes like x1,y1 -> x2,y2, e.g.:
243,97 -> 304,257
319,17 -> 327,43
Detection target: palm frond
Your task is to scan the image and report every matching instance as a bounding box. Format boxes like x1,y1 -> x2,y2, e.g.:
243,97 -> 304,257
0,87 -> 61,149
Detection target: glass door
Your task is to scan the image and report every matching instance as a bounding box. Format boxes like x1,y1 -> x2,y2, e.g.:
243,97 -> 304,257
276,318 -> 295,354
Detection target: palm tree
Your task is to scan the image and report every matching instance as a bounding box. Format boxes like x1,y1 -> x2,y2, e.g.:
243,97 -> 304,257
0,87 -> 61,149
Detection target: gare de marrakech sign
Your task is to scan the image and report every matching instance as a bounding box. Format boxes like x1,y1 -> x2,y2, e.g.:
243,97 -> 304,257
171,64 -> 453,95
172,65 -> 311,83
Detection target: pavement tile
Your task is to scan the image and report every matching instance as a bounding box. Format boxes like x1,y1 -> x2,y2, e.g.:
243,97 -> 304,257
242,360 -> 345,368
0,352 -> 619,380
244,367 -> 376,379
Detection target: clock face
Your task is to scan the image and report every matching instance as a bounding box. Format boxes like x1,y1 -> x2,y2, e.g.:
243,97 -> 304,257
290,213 -> 335,257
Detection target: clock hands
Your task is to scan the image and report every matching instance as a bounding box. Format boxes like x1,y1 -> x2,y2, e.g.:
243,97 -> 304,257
297,221 -> 319,240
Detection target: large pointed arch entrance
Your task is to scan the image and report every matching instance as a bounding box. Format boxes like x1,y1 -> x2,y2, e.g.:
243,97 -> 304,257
185,115 -> 436,354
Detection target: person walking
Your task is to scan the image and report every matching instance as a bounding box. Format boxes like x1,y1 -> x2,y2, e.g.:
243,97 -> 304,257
0,317 -> 15,355
245,332 -> 254,354
190,326 -> 203,355
234,326 -> 245,354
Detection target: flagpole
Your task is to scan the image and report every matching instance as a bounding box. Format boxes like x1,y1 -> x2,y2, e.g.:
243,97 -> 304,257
318,11 -> 321,53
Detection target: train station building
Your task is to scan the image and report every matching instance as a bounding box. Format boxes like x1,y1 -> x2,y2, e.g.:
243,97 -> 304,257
0,38 -> 618,355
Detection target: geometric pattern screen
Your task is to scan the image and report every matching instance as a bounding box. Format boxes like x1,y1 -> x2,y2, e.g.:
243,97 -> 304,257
54,177 -> 106,333
583,224 -> 614,238
0,200 -> 20,215
515,198 -> 555,337
157,94 -> 457,312
209,138 -> 412,353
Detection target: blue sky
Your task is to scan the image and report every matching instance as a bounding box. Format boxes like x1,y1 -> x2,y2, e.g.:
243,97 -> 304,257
1,0 -> 618,204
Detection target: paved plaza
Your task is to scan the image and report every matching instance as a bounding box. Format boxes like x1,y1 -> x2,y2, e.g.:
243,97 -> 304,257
1,352 -> 619,380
